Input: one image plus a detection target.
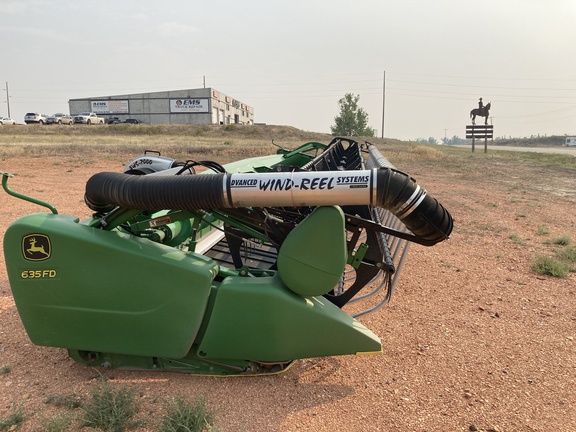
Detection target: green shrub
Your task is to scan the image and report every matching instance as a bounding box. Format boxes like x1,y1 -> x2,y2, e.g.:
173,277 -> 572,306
81,383 -> 140,431
556,245 -> 576,263
555,245 -> 576,271
0,405 -> 24,431
535,224 -> 549,235
532,255 -> 569,277
509,234 -> 524,244
160,396 -> 218,432
35,413 -> 73,432
551,235 -> 572,246
45,394 -> 83,409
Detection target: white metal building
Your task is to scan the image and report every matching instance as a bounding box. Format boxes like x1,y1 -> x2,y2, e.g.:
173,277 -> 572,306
68,88 -> 254,125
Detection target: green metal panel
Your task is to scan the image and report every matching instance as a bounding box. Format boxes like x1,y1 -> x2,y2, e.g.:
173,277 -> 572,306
221,142 -> 323,173
277,206 -> 347,296
221,153 -> 287,173
197,274 -> 381,361
4,212 -> 218,359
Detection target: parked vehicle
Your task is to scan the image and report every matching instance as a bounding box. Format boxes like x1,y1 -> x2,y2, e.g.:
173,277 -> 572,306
73,112 -> 105,125
106,117 -> 142,124
46,113 -> 73,125
565,137 -> 576,147
0,117 -> 16,125
24,113 -> 48,124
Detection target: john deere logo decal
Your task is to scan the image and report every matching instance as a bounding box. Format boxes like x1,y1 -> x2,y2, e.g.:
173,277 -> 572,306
23,234 -> 51,261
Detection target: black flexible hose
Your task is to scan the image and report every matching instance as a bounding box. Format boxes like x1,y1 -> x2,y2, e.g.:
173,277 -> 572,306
375,169 -> 453,244
85,172 -> 226,213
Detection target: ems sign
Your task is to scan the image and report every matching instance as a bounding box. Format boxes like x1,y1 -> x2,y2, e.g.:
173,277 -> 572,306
90,100 -> 129,114
170,99 -> 209,113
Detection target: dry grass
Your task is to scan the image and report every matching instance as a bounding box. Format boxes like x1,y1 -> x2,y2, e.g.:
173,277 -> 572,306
0,124 -> 331,163
1,124 -> 574,172
387,144 -> 458,166
0,124 -> 408,165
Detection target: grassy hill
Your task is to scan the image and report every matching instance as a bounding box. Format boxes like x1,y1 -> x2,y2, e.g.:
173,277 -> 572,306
1,124 -> 574,171
0,124 -> 407,161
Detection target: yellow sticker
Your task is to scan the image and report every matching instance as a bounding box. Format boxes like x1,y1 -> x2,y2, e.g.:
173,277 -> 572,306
20,269 -> 57,279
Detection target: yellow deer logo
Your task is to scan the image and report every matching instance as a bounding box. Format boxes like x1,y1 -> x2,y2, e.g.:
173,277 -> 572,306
23,234 -> 51,261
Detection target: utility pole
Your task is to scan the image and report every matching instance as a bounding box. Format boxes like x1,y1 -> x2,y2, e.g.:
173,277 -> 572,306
4,82 -> 10,118
381,71 -> 385,139
203,76 -> 206,89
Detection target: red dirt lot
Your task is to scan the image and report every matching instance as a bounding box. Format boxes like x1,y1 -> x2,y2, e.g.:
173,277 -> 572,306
0,154 -> 575,431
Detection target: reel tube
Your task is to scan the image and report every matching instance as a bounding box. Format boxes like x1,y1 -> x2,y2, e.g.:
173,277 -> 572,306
85,168 -> 453,246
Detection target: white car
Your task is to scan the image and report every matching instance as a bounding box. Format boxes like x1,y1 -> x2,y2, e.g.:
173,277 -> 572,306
0,117 -> 16,125
24,112 -> 48,124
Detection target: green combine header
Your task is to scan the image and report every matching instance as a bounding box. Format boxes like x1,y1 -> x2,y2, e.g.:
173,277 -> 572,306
2,137 -> 453,375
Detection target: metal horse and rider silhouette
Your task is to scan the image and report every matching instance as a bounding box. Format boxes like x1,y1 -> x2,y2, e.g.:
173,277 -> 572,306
470,97 -> 491,125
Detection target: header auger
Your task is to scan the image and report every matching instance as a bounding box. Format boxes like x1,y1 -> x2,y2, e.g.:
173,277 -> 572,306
2,137 -> 453,375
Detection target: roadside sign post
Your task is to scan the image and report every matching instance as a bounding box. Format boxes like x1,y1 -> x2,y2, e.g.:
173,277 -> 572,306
466,125 -> 493,153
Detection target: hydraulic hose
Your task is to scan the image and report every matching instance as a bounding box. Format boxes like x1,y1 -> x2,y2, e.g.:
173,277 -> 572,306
85,168 -> 453,245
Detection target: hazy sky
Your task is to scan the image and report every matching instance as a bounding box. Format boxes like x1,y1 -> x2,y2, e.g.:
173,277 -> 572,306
2,0 -> 576,141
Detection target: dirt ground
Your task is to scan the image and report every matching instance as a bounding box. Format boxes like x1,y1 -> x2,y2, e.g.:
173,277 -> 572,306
0,153 -> 575,432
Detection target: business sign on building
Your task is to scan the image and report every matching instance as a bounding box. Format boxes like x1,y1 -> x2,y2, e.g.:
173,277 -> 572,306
91,100 -> 129,114
170,98 -> 209,113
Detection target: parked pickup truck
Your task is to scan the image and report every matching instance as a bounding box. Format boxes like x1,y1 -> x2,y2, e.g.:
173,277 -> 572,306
73,112 -> 105,125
